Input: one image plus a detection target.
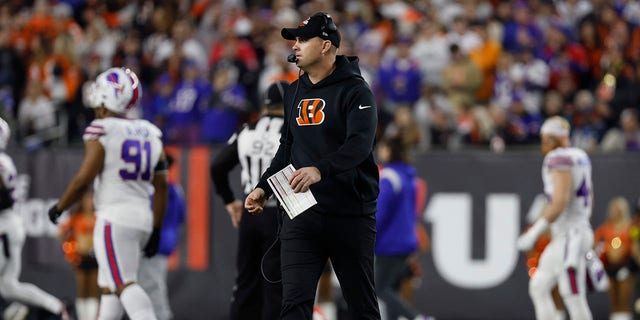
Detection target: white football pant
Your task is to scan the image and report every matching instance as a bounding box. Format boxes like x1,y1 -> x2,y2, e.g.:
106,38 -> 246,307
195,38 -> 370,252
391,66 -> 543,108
529,227 -> 593,320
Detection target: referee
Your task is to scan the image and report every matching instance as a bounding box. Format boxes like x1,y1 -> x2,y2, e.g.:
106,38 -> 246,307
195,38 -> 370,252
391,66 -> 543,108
210,80 -> 289,320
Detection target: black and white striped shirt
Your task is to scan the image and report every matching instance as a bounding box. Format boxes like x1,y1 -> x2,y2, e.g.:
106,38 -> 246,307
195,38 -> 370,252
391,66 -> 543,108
210,115 -> 284,204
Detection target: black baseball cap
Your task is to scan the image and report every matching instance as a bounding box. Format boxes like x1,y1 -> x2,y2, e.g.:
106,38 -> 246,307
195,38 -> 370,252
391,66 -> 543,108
281,12 -> 341,48
264,80 -> 290,106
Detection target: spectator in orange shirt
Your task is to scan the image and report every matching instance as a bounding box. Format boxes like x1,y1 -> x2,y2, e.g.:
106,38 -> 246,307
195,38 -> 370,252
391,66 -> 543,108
468,19 -> 501,103
24,0 -> 56,41
59,190 -> 98,320
26,33 -> 80,106
594,197 -> 637,320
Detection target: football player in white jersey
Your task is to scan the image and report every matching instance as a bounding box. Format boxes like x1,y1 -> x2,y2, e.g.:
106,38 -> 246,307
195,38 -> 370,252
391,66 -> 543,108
48,67 -> 168,320
0,118 -> 70,319
517,116 -> 596,320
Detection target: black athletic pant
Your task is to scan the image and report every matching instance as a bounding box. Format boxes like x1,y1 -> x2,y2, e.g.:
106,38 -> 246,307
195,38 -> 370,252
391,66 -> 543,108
230,206 -> 282,320
279,208 -> 380,319
375,255 -> 419,320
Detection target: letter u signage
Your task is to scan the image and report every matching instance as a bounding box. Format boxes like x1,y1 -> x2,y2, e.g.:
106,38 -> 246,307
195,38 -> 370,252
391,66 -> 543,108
425,193 -> 520,289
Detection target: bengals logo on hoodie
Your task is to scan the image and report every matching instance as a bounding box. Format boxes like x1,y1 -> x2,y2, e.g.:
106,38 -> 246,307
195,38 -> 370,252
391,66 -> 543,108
296,99 -> 325,125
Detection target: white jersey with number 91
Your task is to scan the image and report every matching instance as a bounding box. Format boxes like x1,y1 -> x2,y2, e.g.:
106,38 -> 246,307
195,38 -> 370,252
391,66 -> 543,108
542,147 -> 593,237
83,117 -> 163,232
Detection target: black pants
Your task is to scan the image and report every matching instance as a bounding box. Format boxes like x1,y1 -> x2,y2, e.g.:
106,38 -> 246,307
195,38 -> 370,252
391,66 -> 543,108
230,206 -> 282,320
375,255 -> 419,320
279,209 -> 380,319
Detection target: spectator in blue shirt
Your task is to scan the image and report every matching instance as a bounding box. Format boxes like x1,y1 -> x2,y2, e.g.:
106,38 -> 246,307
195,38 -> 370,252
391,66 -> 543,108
165,59 -> 211,145
376,35 -> 422,114
375,134 -> 423,320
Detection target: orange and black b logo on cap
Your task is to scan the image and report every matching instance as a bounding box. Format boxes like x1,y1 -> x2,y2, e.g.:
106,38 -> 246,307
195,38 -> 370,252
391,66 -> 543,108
296,99 -> 326,125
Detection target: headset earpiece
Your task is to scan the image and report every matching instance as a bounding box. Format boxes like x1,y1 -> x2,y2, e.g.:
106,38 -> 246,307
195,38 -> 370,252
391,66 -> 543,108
315,12 -> 337,34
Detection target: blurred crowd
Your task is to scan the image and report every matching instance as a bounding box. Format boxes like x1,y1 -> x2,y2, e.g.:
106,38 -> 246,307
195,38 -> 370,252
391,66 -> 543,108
1,0 -> 640,152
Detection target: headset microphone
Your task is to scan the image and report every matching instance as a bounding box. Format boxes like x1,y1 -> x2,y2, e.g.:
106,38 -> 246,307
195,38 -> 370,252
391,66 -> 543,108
287,54 -> 297,63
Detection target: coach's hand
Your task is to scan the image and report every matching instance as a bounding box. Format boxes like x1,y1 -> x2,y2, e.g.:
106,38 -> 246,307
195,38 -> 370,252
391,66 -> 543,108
289,167 -> 321,193
245,188 -> 266,215
225,200 -> 243,228
48,204 -> 63,224
143,227 -> 161,257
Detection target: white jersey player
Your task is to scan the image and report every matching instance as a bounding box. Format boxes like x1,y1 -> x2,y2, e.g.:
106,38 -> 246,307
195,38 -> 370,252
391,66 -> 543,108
0,118 -> 70,319
49,68 -> 168,320
542,147 -> 593,238
517,116 -> 601,320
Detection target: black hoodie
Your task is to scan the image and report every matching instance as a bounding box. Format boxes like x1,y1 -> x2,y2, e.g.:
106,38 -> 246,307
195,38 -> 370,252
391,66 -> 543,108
256,55 -> 379,216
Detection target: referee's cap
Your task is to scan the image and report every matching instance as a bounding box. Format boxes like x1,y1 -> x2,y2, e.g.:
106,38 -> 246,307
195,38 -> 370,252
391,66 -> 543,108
264,80 -> 290,106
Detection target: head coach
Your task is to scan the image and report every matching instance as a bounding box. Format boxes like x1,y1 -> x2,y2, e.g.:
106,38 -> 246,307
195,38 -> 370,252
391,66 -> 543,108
244,11 -> 381,320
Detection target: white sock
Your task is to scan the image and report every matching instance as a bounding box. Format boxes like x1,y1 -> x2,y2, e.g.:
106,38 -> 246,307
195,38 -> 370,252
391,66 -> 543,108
97,294 -> 124,320
554,309 -> 566,320
120,284 -> 157,320
76,298 -> 86,320
563,296 -> 592,320
318,302 -> 337,320
3,301 -> 28,320
0,281 -> 62,314
86,297 -> 99,320
610,312 -> 632,320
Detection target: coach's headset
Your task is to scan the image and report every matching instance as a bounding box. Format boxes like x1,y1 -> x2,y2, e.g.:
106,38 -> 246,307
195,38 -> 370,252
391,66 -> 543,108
316,12 -> 337,35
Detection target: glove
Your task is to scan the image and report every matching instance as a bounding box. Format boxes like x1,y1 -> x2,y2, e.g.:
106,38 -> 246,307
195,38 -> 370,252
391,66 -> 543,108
516,232 -> 537,251
143,227 -> 161,257
0,186 -> 14,211
48,204 -> 63,224
516,218 -> 549,252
